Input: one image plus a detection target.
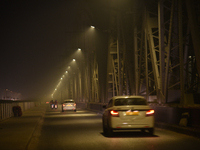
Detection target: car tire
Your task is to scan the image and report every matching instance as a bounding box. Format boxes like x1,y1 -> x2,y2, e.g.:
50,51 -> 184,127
107,119 -> 113,137
141,129 -> 145,133
102,118 -> 107,134
148,128 -> 154,135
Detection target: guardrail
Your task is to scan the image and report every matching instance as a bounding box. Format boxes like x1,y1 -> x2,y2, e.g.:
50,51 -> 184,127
76,102 -> 106,112
0,100 -> 41,121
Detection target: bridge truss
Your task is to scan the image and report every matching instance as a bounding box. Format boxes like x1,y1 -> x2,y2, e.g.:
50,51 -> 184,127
54,0 -> 200,106
105,0 -> 200,105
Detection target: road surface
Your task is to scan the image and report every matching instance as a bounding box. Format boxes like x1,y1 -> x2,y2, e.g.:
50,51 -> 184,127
28,105 -> 200,150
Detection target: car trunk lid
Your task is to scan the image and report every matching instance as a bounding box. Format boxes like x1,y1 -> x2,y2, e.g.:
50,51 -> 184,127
113,105 -> 151,120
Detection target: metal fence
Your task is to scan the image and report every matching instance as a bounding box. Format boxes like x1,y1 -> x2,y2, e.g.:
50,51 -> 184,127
0,100 -> 40,121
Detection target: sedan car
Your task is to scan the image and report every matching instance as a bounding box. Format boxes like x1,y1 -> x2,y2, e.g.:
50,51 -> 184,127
102,96 -> 155,136
62,99 -> 76,112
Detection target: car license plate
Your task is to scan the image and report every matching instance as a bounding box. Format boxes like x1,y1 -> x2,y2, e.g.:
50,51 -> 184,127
126,111 -> 139,115
67,104 -> 72,106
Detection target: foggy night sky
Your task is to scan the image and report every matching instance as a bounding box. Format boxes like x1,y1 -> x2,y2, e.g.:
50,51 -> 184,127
0,0 -> 109,100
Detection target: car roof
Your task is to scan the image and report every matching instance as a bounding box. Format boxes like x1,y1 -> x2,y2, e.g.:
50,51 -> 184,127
112,95 -> 145,99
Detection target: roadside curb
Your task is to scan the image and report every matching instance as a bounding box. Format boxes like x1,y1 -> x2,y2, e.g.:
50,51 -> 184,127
25,105 -> 47,150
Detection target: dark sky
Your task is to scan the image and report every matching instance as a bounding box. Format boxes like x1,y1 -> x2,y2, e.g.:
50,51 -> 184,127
0,0 -> 109,100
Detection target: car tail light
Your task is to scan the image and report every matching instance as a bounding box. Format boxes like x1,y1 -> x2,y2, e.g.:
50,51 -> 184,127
63,104 -> 65,106
74,103 -> 76,106
146,109 -> 154,116
110,110 -> 119,117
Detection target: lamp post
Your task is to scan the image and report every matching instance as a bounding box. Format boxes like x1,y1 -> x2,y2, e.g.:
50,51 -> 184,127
53,25 -> 94,102
60,56 -> 83,102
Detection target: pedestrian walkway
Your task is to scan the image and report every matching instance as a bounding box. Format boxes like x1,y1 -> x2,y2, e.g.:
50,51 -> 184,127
155,122 -> 200,138
0,104 -> 46,150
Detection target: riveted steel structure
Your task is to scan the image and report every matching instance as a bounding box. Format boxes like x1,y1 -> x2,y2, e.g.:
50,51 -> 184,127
105,0 -> 200,105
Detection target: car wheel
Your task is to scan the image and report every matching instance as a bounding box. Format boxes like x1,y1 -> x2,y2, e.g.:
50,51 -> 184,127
102,118 -> 107,134
141,129 -> 145,133
107,119 -> 113,137
148,128 -> 154,135
107,126 -> 113,136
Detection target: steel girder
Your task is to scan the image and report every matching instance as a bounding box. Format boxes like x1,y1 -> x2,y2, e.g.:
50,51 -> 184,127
106,0 -> 140,101
92,55 -> 100,102
106,8 -> 127,100
106,7 -> 121,100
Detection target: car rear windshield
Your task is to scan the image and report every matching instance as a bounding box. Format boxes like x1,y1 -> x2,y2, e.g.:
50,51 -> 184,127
114,98 -> 147,106
64,101 -> 74,103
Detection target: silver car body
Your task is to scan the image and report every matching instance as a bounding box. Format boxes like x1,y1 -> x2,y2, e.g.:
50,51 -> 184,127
62,99 -> 76,112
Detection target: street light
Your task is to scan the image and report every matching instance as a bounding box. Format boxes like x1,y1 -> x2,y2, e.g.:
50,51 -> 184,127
52,45 -> 85,101
91,26 -> 95,29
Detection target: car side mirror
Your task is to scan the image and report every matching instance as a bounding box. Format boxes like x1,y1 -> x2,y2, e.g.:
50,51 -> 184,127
102,105 -> 106,109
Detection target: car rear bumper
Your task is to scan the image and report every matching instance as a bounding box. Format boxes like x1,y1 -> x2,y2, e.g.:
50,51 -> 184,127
63,106 -> 76,110
110,116 -> 154,129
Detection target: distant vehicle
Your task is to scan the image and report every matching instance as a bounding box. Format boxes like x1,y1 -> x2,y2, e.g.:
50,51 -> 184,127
102,95 -> 155,136
51,103 -> 54,109
54,100 -> 58,109
62,99 -> 76,112
50,100 -> 54,109
54,104 -> 58,109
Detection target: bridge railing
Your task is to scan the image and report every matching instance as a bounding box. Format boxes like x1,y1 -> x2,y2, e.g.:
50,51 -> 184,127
76,101 -> 200,128
76,102 -> 106,113
0,100 -> 41,121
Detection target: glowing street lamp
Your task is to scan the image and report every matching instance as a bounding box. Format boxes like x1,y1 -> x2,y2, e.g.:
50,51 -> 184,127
73,59 -> 76,62
91,26 -> 95,29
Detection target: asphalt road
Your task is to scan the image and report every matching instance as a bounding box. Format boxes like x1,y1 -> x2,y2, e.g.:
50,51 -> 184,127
28,105 -> 200,150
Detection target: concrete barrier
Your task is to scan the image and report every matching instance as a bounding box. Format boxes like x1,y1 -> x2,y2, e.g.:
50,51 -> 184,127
76,102 -> 87,109
76,102 -> 105,113
77,101 -> 200,128
0,100 -> 41,121
150,105 -> 200,128
87,102 -> 105,112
